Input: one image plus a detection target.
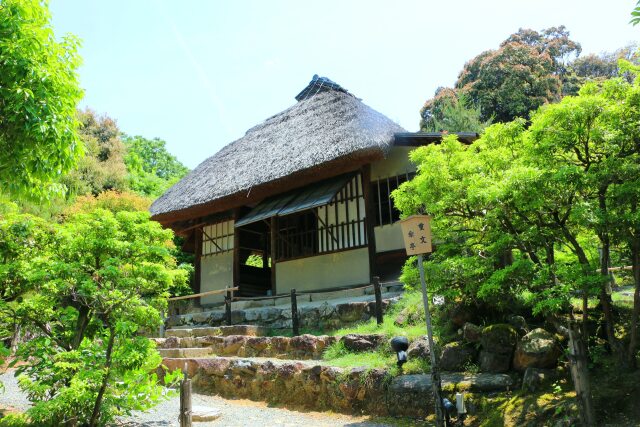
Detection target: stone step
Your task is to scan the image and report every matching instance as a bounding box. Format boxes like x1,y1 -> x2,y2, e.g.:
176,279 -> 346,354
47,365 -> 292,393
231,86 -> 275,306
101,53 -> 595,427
157,347 -> 215,358
159,356 -> 514,418
165,325 -> 269,338
192,406 -> 222,422
153,333 -> 385,361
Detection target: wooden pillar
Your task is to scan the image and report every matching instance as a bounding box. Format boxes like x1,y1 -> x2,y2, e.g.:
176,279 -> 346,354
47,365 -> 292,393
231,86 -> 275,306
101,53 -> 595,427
179,370 -> 192,427
291,289 -> 299,336
373,276 -> 383,325
362,165 -> 377,281
270,216 -> 278,295
232,210 -> 240,294
194,227 -> 202,299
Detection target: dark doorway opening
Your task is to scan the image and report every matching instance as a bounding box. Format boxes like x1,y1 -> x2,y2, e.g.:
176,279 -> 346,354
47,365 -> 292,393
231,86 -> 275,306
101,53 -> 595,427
237,220 -> 272,297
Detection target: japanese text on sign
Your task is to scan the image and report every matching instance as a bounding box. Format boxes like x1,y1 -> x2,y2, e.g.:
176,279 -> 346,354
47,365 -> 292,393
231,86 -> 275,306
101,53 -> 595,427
399,215 -> 433,255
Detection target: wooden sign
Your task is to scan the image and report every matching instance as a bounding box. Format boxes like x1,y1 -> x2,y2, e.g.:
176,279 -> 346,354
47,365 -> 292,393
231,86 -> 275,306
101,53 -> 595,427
399,215 -> 432,255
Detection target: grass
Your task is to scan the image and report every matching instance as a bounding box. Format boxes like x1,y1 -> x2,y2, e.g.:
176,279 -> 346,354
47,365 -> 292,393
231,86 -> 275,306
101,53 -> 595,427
320,291 -> 449,374
570,286 -> 635,311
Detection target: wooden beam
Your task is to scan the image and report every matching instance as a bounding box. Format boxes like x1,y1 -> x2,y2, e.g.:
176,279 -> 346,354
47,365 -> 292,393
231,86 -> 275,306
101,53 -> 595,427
362,166 -> 377,281
233,209 -> 240,293
194,228 -> 202,298
270,216 -> 278,295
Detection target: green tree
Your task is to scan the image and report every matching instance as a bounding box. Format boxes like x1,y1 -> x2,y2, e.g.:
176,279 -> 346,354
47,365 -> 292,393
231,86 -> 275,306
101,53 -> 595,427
8,209 -> 185,425
397,73 -> 640,368
123,135 -> 189,198
456,41 -> 564,122
420,27 -> 581,125
0,0 -> 83,199
61,109 -> 129,196
632,0 -> 640,25
419,90 -> 491,133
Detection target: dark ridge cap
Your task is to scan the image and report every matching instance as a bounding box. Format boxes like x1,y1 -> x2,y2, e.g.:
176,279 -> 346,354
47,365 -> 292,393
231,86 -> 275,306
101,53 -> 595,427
295,74 -> 351,101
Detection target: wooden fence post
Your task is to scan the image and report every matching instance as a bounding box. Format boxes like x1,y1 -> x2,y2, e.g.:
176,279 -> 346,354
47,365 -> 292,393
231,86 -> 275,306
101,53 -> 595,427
568,321 -> 596,427
225,287 -> 232,326
373,276 -> 383,325
291,288 -> 299,336
179,364 -> 192,427
159,309 -> 165,338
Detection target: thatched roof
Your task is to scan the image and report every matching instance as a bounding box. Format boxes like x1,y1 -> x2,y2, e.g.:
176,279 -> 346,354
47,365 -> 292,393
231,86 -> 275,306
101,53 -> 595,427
150,76 -> 405,220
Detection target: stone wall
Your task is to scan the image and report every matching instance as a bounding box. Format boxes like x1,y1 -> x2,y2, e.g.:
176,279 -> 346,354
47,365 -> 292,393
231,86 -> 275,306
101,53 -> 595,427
166,297 -> 399,330
161,357 -> 514,418
154,333 -> 385,360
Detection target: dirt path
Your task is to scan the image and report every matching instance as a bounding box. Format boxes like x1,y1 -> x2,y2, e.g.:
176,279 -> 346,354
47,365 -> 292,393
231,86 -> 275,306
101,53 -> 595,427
0,370 -> 403,426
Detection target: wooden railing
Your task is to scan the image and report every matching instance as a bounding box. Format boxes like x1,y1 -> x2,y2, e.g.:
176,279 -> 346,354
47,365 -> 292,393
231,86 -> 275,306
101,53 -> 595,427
168,286 -> 239,301
162,278 -> 399,337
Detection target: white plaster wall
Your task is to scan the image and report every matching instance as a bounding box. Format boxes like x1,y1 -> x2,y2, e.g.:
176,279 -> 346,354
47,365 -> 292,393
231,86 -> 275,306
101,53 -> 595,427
371,147 -> 416,181
276,247 -> 369,294
200,251 -> 233,305
374,222 -> 405,253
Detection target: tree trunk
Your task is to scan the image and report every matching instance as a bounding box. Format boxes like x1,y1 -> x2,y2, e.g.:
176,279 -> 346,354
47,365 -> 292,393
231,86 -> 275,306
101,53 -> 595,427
89,326 -> 115,427
559,224 -> 591,343
597,188 -> 624,360
71,306 -> 90,350
627,236 -> 640,369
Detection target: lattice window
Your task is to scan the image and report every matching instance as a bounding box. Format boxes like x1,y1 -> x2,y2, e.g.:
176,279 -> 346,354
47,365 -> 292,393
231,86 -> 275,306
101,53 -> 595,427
317,174 -> 366,253
275,175 -> 367,261
371,172 -> 416,227
201,220 -> 234,256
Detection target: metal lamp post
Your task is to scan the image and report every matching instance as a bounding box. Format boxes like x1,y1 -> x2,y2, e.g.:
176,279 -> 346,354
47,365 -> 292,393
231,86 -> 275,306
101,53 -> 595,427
399,215 -> 445,427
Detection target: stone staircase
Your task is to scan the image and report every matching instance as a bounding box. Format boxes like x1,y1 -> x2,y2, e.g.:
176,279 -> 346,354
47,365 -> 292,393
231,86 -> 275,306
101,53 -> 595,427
154,324 -> 516,418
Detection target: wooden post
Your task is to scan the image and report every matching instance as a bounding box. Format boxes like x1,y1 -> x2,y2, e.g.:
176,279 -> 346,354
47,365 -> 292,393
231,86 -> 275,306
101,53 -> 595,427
568,321 -> 596,427
373,276 -> 383,325
291,288 -> 299,336
418,255 -> 445,427
225,288 -> 232,326
159,309 -> 165,338
362,166 -> 378,282
179,364 -> 192,427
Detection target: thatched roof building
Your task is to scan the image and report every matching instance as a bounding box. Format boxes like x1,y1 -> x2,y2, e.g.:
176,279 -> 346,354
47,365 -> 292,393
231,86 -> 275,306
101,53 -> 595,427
150,75 -> 405,223
152,75 -> 477,303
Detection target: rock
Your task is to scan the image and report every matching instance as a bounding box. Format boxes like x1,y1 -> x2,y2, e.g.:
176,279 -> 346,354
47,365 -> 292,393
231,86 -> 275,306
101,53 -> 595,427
341,334 -> 383,352
479,350 -> 512,373
463,322 -> 482,343
290,334 -> 319,354
245,336 -> 270,355
191,312 -> 212,324
336,302 -> 368,322
232,359 -> 256,375
449,303 -> 474,327
522,367 -> 558,392
439,342 -> 477,371
479,324 -> 517,372
221,335 -> 246,355
196,358 -> 231,376
407,336 -> 437,360
394,312 -> 408,326
507,315 -> 528,335
480,324 -> 518,354
192,405 -> 221,421
163,337 -> 181,349
513,328 -> 561,371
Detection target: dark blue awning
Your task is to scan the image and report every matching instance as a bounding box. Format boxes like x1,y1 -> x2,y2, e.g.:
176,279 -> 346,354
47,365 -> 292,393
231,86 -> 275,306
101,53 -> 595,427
235,173 -> 353,228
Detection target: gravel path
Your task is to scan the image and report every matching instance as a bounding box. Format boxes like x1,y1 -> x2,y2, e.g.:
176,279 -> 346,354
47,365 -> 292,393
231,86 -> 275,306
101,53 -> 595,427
0,371 -> 395,426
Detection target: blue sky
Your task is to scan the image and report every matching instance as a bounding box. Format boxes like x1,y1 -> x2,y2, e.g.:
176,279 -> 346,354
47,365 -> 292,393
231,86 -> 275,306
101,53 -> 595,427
50,1 -> 639,169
